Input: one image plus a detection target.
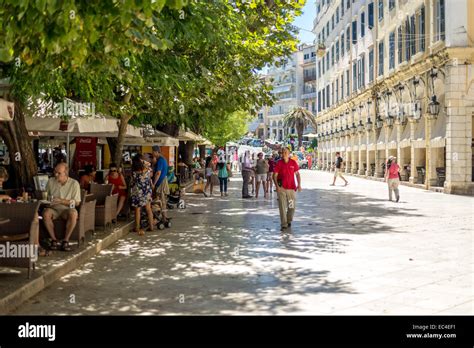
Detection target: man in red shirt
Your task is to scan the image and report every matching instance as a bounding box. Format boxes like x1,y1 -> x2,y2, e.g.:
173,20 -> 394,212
273,147 -> 302,230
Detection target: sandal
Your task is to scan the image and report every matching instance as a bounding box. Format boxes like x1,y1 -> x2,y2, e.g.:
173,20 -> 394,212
137,229 -> 145,236
50,240 -> 59,251
61,240 -> 72,252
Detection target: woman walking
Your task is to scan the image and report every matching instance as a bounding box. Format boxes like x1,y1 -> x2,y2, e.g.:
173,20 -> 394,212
203,155 -> 217,197
130,154 -> 155,235
255,152 -> 269,199
385,155 -> 401,202
217,160 -> 230,197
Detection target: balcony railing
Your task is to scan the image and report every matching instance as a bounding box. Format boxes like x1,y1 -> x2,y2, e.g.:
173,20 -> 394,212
301,92 -> 317,100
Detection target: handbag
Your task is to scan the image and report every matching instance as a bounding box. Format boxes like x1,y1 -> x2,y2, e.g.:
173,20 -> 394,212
211,173 -> 220,186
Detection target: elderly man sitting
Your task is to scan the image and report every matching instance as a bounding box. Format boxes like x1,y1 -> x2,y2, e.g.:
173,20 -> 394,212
43,163 -> 81,251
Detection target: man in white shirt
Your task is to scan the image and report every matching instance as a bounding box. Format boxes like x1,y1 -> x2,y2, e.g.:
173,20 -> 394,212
43,163 -> 81,251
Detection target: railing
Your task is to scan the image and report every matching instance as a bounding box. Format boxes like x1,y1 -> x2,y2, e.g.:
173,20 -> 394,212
301,92 -> 317,100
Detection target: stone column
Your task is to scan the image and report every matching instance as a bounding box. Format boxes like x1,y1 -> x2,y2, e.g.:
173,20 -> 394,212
425,116 -> 437,187
409,119 -> 417,183
444,63 -> 474,194
365,131 -> 371,176
358,132 -> 364,175
346,135 -> 350,173
396,122 -> 404,170
384,125 -> 390,162
351,133 -> 357,174
374,128 -> 379,177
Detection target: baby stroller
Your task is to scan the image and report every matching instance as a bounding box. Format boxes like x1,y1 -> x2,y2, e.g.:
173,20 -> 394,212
140,195 -> 172,230
167,172 -> 186,210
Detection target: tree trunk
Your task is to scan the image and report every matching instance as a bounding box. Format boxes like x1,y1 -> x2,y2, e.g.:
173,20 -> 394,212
297,126 -> 303,147
159,123 -> 180,137
0,100 -> 38,189
198,144 -> 206,159
112,114 -> 132,167
106,137 -> 118,165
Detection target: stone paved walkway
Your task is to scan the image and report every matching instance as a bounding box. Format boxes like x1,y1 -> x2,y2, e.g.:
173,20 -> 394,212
11,170 -> 474,315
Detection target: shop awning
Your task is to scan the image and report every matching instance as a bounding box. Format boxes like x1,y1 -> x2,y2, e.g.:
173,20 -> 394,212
26,117 -> 119,137
0,99 -> 14,121
177,129 -> 202,141
413,120 -> 425,148
430,112 -> 446,148
399,123 -> 411,148
303,133 -> 318,138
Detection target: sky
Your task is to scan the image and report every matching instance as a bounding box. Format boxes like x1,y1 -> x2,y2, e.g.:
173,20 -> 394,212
293,0 -> 317,45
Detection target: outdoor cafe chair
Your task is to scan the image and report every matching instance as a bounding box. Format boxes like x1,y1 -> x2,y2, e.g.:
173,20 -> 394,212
0,201 -> 40,278
90,183 -> 118,230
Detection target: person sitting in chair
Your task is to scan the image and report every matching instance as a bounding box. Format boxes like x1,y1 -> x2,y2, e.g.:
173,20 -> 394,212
43,163 -> 81,251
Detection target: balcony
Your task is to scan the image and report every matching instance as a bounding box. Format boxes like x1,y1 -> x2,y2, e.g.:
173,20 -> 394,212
301,92 -> 317,100
304,74 -> 317,82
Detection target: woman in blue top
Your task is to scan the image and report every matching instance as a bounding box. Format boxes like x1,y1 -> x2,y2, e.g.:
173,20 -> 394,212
217,161 -> 230,197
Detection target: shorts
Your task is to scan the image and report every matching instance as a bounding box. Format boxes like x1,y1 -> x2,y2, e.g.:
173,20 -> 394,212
155,180 -> 170,212
256,174 -> 267,182
267,172 -> 273,181
45,207 -> 78,220
334,168 -> 344,177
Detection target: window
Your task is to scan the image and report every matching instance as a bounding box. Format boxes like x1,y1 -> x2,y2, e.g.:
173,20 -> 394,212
341,74 -> 344,98
361,54 -> 365,87
326,85 -> 330,107
322,89 -> 325,109
361,12 -> 365,38
352,61 -> 357,92
322,57 -> 326,74
331,82 -> 334,105
326,22 -> 330,37
419,5 -> 425,51
435,0 -> 445,41
304,53 -> 309,60
405,17 -> 411,61
378,0 -> 384,22
336,7 -> 339,23
341,1 -> 345,16
346,69 -> 350,97
336,39 -> 340,62
312,101 -> 315,113
346,26 -> 350,52
378,40 -> 384,76
318,91 -> 322,111
311,51 -> 316,57
410,15 -> 416,55
336,79 -> 339,102
332,14 -> 335,30
318,61 -> 322,78
341,33 -> 345,56
368,2 -> 374,29
326,52 -> 330,70
352,20 -> 358,43
369,48 -> 374,82
389,31 -> 395,70
389,0 -> 395,10
397,27 -> 403,64
347,0 -> 350,10
331,45 -> 335,66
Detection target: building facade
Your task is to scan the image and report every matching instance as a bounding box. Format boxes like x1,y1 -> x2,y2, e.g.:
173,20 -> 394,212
313,0 -> 474,195
262,44 -> 317,141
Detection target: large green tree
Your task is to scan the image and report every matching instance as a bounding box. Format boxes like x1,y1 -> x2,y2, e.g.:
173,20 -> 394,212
0,0 -> 303,185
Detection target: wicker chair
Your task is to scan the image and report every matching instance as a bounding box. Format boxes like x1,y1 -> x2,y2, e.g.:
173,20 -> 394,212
90,183 -> 118,230
40,189 -> 96,247
0,201 -> 40,278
